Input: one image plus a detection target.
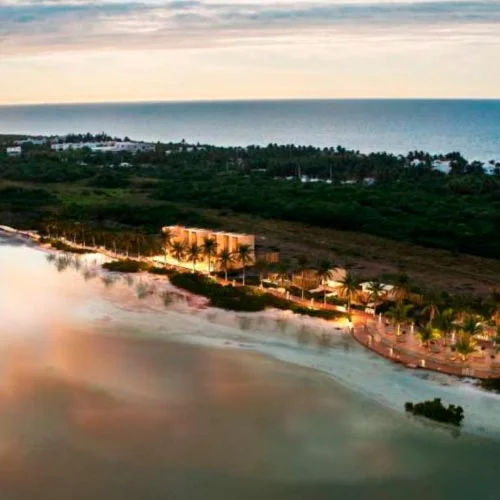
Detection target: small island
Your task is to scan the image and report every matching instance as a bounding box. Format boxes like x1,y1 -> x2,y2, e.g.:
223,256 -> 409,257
405,398 -> 464,427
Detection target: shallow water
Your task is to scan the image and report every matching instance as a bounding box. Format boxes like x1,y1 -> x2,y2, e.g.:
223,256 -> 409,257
1,234 -> 500,499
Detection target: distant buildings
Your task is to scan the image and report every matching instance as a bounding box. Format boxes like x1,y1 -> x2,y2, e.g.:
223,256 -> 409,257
161,225 -> 255,271
51,141 -> 155,153
6,146 -> 21,156
410,157 -> 499,176
431,160 -> 452,175
14,138 -> 47,146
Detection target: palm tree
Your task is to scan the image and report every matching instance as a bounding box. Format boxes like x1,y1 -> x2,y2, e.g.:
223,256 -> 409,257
122,232 -> 133,257
187,243 -> 202,272
90,230 -> 97,249
135,231 -> 145,258
460,313 -> 483,337
416,322 -> 440,349
315,260 -> 335,306
111,233 -> 118,255
386,302 -> 414,336
489,288 -> 500,326
171,241 -> 186,265
434,308 -> 458,346
455,333 -> 477,362
275,260 -> 290,288
237,244 -> 253,286
366,279 -> 386,311
337,271 -> 360,312
218,248 -> 234,281
202,237 -> 218,274
422,289 -> 443,322
392,273 -> 412,303
493,326 -> 500,353
80,225 -> 86,248
254,259 -> 269,287
162,227 -> 173,264
296,254 -> 309,300
450,294 -> 474,321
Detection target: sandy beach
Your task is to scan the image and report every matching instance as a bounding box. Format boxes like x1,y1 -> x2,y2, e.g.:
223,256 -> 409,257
3,228 -> 500,439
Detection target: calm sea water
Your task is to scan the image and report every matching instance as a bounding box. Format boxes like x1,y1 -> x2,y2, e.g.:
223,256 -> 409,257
1,233 -> 500,499
0,100 -> 499,161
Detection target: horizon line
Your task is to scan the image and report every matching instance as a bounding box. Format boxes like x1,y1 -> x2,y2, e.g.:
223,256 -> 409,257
1,97 -> 500,107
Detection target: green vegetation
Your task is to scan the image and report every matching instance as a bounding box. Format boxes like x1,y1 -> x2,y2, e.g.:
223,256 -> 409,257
169,272 -> 343,318
478,378 -> 500,394
3,134 -> 500,334
148,266 -> 171,275
154,153 -> 500,259
102,260 -> 150,273
2,137 -> 500,259
405,398 -> 464,427
43,238 -> 92,254
0,186 -> 57,208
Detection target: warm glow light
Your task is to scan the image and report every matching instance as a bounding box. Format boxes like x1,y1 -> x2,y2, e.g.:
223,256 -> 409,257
0,1 -> 499,103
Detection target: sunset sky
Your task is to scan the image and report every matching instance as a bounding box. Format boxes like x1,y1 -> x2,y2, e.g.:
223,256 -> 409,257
1,0 -> 499,104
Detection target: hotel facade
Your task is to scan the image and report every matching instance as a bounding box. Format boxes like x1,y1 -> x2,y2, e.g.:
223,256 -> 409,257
161,225 -> 255,271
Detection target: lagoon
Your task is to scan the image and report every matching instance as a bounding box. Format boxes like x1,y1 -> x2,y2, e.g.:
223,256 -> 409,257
1,233 -> 500,499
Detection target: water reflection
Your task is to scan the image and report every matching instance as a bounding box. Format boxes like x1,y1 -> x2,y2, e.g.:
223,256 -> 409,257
2,235 -> 500,499
101,275 -> 116,288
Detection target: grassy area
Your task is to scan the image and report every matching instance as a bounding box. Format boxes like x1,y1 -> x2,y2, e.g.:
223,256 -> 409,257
102,260 -> 151,273
197,207 -> 500,297
42,238 -> 92,254
2,174 -> 500,298
169,272 -> 345,318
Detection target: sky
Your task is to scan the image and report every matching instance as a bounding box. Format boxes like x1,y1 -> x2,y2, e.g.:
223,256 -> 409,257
0,0 -> 499,104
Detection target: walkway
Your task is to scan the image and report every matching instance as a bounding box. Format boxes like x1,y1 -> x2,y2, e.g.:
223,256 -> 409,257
351,317 -> 500,379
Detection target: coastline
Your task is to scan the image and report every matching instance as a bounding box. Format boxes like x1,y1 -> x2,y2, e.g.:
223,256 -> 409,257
2,224 -> 499,381
3,225 -> 500,439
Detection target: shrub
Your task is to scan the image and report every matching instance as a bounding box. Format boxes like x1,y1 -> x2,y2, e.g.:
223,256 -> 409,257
479,378 -> 500,394
148,266 -> 171,275
404,398 -> 464,427
102,259 -> 150,273
48,239 -> 91,254
168,272 -> 347,319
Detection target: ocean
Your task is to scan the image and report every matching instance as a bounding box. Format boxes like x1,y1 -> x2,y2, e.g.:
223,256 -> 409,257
2,232 -> 500,499
0,99 -> 499,161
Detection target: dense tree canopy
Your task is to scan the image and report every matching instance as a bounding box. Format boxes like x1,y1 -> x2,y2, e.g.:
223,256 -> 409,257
1,135 -> 500,259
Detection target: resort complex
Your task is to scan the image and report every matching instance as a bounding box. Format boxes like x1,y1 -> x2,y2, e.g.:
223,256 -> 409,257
6,217 -> 499,382
160,225 -> 256,272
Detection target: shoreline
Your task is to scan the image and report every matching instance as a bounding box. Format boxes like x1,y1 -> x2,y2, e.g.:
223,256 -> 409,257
2,224 -> 499,381
3,225 -> 500,439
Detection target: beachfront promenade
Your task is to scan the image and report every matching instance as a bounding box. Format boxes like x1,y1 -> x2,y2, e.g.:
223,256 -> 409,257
351,317 -> 500,379
241,285 -> 500,379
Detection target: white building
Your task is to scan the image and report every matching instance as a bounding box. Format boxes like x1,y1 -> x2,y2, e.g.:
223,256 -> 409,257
359,281 -> 394,295
324,268 -> 347,289
51,141 -> 154,154
431,160 -> 452,175
14,138 -> 46,146
410,159 -> 425,167
483,164 -> 498,176
6,146 -> 21,156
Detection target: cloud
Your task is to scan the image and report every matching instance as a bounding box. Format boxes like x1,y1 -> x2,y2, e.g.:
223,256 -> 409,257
1,1 -> 499,56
